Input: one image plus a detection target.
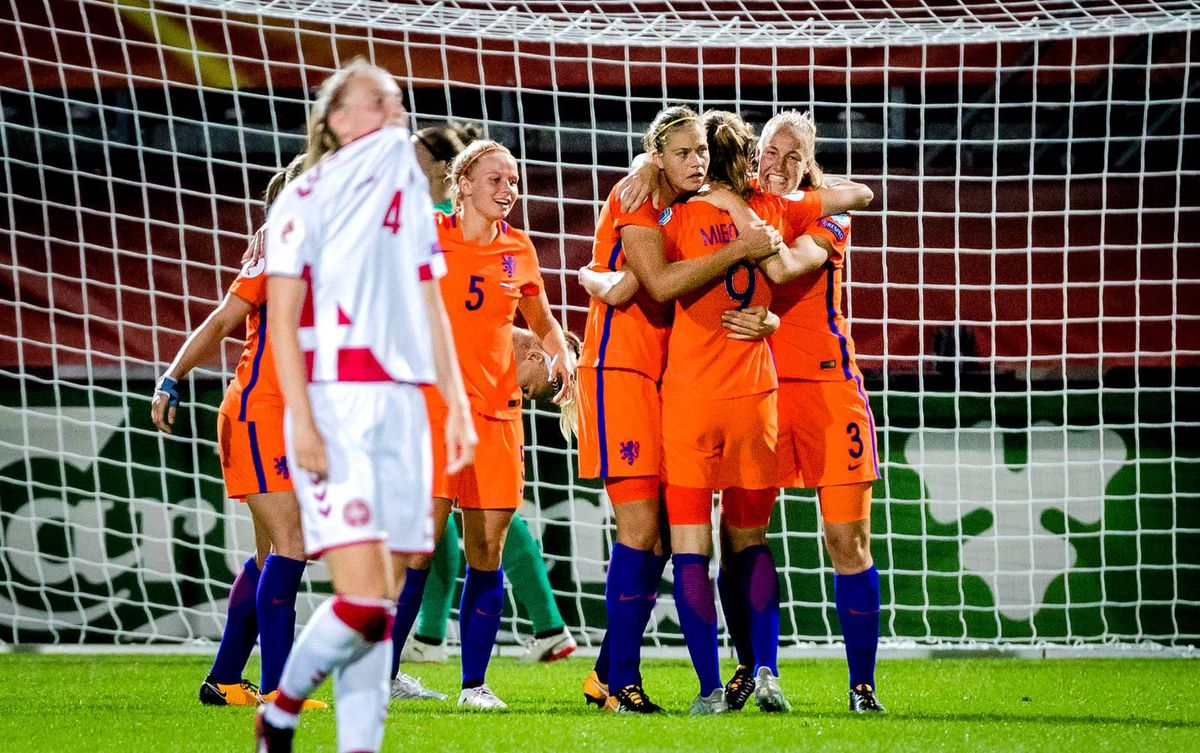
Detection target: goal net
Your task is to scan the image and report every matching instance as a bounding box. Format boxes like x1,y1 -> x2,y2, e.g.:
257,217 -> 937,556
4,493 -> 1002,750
1,0 -> 1197,650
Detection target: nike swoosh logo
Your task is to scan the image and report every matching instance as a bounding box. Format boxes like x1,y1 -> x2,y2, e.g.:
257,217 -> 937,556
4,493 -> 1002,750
618,594 -> 641,602
847,463 -> 862,471
271,598 -> 292,606
210,684 -> 227,699
847,608 -> 879,616
474,608 -> 500,618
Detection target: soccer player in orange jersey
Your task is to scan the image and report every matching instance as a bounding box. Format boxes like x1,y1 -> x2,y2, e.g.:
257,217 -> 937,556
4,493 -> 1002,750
654,112 -> 822,714
391,122 -> 578,701
151,156 -> 325,712
412,139 -> 576,710
575,106 -> 786,713
721,111 -> 886,713
598,111 -> 872,713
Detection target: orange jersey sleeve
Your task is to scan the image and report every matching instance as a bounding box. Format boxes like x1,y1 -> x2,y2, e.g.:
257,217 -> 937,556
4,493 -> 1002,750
577,186 -> 672,379
744,188 -> 824,246
658,200 -> 776,400
222,260 -> 284,419
436,212 -> 542,419
769,213 -> 859,381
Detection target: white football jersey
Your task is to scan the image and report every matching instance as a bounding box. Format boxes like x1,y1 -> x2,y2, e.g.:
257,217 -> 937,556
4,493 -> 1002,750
265,126 -> 446,385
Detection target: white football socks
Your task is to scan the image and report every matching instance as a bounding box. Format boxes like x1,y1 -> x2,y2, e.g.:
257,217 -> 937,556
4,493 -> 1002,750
333,638 -> 391,753
263,597 -> 391,730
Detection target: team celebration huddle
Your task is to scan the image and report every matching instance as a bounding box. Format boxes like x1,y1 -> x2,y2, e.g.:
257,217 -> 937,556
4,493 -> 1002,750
150,58 -> 882,752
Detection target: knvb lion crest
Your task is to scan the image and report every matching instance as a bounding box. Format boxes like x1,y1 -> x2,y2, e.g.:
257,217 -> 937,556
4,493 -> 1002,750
501,253 -> 516,278
619,440 -> 640,466
273,455 -> 290,480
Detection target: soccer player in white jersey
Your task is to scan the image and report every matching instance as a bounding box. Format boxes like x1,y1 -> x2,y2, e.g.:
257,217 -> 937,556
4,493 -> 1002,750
253,60 -> 476,753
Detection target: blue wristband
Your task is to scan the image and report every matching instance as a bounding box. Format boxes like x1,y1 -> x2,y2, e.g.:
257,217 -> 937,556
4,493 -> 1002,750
155,376 -> 180,407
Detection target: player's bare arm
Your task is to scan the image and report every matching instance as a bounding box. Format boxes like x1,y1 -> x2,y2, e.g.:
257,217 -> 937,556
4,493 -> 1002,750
759,232 -> 834,284
422,279 -> 477,474
811,176 -> 874,215
266,274 -> 329,481
151,291 -> 253,434
517,289 -> 576,403
620,222 -> 778,304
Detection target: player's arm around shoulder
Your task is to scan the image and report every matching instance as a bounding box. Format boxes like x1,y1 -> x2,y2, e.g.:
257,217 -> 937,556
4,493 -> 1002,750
422,280 -> 477,473
813,176 -> 873,216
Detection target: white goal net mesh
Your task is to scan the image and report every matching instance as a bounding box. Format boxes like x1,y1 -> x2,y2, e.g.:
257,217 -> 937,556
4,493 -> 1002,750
1,0 -> 1197,649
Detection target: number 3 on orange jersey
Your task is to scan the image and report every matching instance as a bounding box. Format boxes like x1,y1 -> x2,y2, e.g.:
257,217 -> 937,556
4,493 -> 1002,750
847,421 -> 864,459
382,190 -> 403,234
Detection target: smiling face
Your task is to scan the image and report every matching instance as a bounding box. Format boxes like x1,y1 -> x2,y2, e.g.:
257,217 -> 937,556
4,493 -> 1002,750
756,123 -> 809,196
653,122 -> 709,195
457,150 -> 520,222
326,68 -> 406,145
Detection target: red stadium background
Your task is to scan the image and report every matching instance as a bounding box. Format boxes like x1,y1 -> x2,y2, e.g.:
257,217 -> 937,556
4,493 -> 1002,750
1,0 -> 1196,380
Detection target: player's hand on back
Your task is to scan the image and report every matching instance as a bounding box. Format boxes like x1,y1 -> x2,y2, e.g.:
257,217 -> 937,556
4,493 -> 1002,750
291,419 -> 330,481
151,376 -> 180,434
444,404 -> 478,475
722,305 -> 780,341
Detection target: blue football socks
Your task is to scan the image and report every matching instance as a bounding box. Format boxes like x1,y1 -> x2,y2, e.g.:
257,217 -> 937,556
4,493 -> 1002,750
672,553 -> 722,696
737,545 -> 780,676
459,566 -> 504,688
209,556 -> 261,685
389,566 -> 430,680
255,554 -> 305,693
605,544 -> 656,690
835,565 -> 880,689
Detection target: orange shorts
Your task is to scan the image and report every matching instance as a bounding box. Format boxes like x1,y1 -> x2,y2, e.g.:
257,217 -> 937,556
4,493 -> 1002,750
661,390 -> 783,491
217,404 -> 293,499
425,387 -> 524,510
576,366 -> 663,480
776,376 -> 880,492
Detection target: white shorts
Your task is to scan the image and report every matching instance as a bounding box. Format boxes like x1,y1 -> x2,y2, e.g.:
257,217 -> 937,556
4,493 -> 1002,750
287,382 -> 435,558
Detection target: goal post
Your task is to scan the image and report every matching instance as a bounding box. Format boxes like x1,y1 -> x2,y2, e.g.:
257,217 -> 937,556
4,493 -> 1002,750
1,0 -> 1197,650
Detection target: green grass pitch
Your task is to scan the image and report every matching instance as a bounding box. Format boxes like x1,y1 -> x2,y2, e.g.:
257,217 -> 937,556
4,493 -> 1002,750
4,654 -> 1196,752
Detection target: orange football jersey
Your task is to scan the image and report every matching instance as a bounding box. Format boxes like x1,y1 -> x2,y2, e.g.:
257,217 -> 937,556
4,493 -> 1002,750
223,258 -> 283,419
577,185 -> 672,380
657,189 -> 822,399
435,212 -> 544,420
769,212 -> 859,381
